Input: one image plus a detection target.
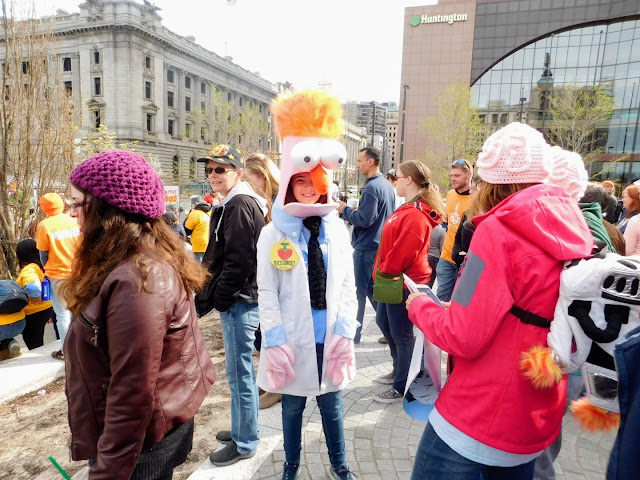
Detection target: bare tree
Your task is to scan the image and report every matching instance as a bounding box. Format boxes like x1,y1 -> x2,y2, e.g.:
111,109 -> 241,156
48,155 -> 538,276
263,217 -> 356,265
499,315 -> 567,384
0,1 -> 76,277
421,83 -> 484,189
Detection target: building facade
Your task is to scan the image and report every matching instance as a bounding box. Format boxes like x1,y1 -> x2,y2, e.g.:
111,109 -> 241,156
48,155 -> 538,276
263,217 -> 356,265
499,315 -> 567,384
399,0 -> 640,183
382,102 -> 399,170
18,0 -> 280,197
344,101 -> 390,171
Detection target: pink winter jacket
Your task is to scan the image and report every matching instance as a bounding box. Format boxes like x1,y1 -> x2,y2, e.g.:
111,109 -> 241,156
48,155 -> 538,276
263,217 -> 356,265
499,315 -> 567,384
409,184 -> 593,455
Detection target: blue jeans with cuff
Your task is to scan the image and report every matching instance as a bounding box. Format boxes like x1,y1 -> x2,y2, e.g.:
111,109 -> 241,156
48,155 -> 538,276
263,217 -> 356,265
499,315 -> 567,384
282,344 -> 346,469
411,423 -> 536,480
220,300 -> 260,455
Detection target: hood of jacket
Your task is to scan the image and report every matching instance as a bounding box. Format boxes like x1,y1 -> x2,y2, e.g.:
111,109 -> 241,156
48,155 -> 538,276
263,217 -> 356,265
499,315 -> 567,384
194,202 -> 212,213
221,180 -> 268,216
394,197 -> 442,228
473,184 -> 592,262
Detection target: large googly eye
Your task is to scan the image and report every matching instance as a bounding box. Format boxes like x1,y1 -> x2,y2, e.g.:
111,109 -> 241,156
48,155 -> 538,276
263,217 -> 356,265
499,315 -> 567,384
319,140 -> 347,170
290,140 -> 320,171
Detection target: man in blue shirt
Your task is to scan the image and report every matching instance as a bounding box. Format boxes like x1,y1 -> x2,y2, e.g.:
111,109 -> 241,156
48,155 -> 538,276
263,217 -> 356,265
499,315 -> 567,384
337,147 -> 395,343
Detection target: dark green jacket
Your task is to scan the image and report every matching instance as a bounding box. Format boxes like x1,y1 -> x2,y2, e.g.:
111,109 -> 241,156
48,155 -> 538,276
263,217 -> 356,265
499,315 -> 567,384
578,202 -> 615,253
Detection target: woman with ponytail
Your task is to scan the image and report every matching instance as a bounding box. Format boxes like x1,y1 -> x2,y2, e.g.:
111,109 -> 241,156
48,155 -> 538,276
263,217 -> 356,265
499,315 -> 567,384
372,160 -> 444,403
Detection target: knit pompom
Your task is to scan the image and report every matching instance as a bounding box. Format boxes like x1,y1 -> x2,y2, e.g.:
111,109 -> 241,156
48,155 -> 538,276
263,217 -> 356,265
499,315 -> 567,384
520,345 -> 562,389
546,146 -> 588,201
477,122 -> 552,184
570,397 -> 620,432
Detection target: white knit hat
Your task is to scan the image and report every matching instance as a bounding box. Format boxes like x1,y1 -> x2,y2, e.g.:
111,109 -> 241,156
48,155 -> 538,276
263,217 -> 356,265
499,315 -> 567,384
546,146 -> 588,201
476,122 -> 552,184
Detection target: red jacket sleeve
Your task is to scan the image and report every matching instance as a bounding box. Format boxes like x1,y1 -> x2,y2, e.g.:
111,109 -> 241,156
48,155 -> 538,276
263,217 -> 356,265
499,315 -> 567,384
408,222 -> 514,360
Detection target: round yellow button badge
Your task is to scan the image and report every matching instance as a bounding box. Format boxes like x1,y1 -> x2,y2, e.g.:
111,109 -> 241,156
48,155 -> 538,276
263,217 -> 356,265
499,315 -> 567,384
270,240 -> 300,270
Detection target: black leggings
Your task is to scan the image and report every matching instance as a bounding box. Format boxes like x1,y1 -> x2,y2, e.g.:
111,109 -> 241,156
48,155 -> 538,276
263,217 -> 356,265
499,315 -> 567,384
22,307 -> 53,350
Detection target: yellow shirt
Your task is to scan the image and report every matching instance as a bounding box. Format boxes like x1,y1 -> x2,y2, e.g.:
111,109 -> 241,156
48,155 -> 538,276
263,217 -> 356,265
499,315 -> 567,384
185,209 -> 211,253
36,213 -> 80,279
16,263 -> 53,316
440,189 -> 472,263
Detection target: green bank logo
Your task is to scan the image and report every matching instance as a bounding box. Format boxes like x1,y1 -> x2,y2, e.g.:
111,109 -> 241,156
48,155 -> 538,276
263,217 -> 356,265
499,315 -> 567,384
410,13 -> 468,26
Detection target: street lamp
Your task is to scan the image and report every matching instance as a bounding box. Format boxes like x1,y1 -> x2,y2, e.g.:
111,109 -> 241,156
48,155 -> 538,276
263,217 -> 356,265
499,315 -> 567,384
519,86 -> 527,123
399,84 -> 409,164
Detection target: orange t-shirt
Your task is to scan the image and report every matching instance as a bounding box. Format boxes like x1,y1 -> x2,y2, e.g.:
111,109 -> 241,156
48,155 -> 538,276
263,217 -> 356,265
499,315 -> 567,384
35,213 -> 80,279
440,189 -> 472,264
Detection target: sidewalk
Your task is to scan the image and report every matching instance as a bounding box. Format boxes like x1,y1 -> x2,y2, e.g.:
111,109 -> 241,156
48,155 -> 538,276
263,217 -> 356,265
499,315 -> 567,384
192,303 -> 617,480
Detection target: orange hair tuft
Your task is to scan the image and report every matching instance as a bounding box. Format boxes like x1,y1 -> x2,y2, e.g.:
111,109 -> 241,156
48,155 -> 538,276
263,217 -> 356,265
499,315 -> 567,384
270,89 -> 344,140
520,345 -> 563,389
570,397 -> 620,432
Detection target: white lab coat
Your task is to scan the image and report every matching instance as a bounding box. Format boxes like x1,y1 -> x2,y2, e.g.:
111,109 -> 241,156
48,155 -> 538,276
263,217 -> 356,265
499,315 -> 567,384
256,213 -> 358,397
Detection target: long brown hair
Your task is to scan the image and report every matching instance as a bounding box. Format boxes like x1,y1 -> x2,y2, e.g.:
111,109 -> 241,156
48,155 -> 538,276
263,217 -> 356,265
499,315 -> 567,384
244,153 -> 279,223
59,186 -> 208,316
398,161 -> 445,218
624,185 -> 640,218
467,182 -> 539,225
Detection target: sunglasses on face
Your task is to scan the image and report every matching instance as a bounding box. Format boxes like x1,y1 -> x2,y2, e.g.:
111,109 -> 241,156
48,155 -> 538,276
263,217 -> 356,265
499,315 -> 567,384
205,166 -> 235,175
452,159 -> 472,170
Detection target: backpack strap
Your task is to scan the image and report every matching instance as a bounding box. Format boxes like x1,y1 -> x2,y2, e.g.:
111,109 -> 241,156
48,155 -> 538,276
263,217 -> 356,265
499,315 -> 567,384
509,305 -> 552,328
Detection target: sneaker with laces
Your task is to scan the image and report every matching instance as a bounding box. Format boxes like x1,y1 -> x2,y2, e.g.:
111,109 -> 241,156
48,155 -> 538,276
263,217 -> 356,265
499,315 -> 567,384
375,372 -> 394,385
281,462 -> 299,480
373,387 -> 403,404
329,464 -> 357,479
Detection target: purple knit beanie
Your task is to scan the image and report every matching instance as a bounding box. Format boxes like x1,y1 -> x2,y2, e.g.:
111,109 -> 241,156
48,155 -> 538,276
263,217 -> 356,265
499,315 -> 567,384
70,150 -> 165,219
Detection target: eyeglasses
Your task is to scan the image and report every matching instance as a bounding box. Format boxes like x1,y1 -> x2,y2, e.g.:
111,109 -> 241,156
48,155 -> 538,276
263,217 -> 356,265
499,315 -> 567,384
205,166 -> 235,175
452,159 -> 472,171
70,199 -> 88,210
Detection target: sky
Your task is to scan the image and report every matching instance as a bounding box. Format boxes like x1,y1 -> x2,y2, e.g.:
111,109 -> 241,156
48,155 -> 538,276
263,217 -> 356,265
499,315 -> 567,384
32,0 -> 438,103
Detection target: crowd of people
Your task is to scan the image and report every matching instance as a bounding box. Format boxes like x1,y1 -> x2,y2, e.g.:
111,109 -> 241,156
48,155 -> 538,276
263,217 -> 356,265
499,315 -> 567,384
2,88 -> 638,480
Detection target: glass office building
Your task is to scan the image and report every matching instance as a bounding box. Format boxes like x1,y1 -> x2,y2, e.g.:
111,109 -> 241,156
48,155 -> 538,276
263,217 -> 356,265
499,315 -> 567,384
471,19 -> 640,181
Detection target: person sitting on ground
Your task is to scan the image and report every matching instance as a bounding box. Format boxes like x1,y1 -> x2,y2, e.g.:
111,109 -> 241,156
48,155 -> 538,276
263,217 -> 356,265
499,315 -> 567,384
60,150 -> 215,479
15,239 -> 53,350
0,282 -> 26,360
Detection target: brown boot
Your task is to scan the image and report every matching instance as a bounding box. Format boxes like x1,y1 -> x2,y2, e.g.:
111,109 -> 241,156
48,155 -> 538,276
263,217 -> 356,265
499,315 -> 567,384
259,391 -> 282,409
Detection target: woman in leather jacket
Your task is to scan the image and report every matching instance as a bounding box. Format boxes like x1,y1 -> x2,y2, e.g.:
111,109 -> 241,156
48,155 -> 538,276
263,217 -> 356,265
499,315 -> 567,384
59,150 -> 216,480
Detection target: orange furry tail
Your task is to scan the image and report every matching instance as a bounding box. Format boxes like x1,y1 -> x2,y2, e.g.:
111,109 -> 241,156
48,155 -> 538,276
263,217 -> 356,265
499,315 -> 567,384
520,346 -> 562,389
570,397 -> 620,432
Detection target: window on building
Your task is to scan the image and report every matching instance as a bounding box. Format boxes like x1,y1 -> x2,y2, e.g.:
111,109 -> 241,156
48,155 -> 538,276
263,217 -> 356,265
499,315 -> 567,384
185,76 -> 191,89
189,157 -> 196,181
167,90 -> 174,107
479,114 -> 486,123
22,62 -> 29,74
185,123 -> 191,138
228,92 -> 232,102
64,81 -> 72,95
239,97 -> 243,107
167,69 -> 174,83
146,113 -> 153,132
201,126 -> 206,141
145,81 -> 152,100
500,113 -> 508,123
185,96 -> 191,112
94,77 -> 101,96
168,119 -> 174,136
93,51 -> 100,64
201,101 -> 206,113
94,110 -> 101,129
492,113 -> 498,124
172,155 -> 179,179
201,82 -> 206,94
63,57 -> 71,72
145,56 -> 151,69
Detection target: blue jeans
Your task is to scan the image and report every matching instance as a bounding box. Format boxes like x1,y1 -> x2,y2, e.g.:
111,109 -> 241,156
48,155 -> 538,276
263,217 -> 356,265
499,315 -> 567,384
353,248 -> 378,342
282,344 -> 346,469
412,423 -> 536,480
220,301 -> 260,454
375,291 -> 415,394
0,318 -> 26,341
435,259 -> 458,302
49,278 -> 71,352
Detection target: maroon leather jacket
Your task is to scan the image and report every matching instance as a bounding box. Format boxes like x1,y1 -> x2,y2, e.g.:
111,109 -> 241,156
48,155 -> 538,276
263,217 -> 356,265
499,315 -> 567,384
64,258 -> 215,479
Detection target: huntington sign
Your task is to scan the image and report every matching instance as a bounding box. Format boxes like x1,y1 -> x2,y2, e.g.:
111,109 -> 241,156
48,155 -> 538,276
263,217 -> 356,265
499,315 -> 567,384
410,13 -> 468,26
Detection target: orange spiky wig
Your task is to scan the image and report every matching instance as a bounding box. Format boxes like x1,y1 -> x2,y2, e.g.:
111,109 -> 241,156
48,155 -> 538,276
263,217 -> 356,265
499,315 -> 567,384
271,89 -> 345,140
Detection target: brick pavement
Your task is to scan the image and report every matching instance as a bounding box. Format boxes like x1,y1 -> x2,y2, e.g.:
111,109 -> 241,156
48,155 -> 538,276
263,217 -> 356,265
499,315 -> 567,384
250,306 -> 617,480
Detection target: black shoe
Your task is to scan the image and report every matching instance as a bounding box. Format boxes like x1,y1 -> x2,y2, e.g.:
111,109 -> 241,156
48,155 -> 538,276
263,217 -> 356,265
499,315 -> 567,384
216,430 -> 232,445
330,464 -> 357,479
209,441 -> 256,466
282,461 -> 299,479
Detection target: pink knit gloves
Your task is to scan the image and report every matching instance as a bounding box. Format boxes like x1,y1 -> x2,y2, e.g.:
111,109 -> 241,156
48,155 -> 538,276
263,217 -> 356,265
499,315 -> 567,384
325,335 -> 354,385
264,345 -> 296,391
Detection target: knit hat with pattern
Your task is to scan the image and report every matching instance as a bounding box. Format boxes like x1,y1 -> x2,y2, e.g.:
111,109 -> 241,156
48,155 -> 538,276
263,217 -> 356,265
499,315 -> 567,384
70,150 -> 165,219
546,146 -> 588,201
476,122 -> 552,185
